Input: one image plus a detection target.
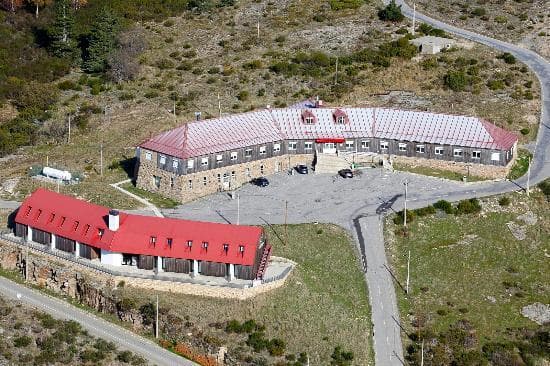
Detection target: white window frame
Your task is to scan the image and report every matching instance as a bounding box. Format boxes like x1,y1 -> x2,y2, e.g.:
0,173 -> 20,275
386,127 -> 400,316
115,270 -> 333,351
172,159 -> 179,169
416,145 -> 425,154
435,147 -> 444,155
304,116 -> 314,124
159,155 -> 166,165
491,152 -> 500,161
201,157 -> 209,166
273,143 -> 280,153
336,116 -> 345,124
361,140 -> 370,149
230,152 -> 238,161
453,149 -> 463,157
245,149 -> 253,158
187,159 -> 194,169
380,141 -> 389,150
345,140 -> 354,149
472,151 -> 481,159
216,154 -> 223,163
304,141 -> 313,150
288,141 -> 297,150
145,152 -> 152,161
398,143 -> 407,152
259,146 -> 267,155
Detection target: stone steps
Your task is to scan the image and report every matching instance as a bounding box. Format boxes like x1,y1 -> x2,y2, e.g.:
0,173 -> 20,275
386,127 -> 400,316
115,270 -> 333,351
314,153 -> 351,174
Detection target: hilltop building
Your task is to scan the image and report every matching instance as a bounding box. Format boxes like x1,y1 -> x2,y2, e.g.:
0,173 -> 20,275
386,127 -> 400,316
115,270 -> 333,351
136,102 -> 517,203
14,188 -> 272,281
410,36 -> 456,54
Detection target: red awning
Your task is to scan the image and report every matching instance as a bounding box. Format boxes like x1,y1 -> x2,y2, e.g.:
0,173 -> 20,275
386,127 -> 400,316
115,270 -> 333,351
315,138 -> 345,143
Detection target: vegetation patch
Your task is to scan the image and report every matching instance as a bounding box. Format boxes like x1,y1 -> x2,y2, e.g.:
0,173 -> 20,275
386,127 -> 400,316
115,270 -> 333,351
507,148 -> 532,180
121,182 -> 179,209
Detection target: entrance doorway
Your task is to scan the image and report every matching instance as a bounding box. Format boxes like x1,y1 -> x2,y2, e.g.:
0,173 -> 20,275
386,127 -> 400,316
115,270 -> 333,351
324,142 -> 337,154
222,173 -> 230,190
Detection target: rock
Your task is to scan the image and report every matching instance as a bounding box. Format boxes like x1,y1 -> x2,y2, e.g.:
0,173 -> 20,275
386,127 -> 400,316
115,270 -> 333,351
1,178 -> 19,194
517,211 -> 537,226
521,303 -> 550,325
506,222 -> 527,241
486,296 -> 497,304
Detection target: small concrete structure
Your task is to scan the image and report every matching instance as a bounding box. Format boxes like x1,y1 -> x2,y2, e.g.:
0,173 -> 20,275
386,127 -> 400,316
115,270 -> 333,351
410,36 -> 456,54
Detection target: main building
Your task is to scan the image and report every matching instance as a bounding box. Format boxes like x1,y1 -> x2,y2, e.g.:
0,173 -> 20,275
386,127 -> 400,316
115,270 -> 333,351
136,101 -> 517,203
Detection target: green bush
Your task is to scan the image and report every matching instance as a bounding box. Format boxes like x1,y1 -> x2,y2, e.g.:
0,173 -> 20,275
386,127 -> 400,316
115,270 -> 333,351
329,0 -> 364,10
243,60 -> 263,70
520,128 -> 530,136
58,80 -> 82,91
444,71 -> 468,92
456,198 -> 482,215
471,7 -> 486,16
163,20 -> 175,27
538,179 -> 550,200
487,79 -> 505,90
499,52 -> 516,64
414,205 -> 436,217
237,90 -> 250,101
434,200 -> 454,214
267,338 -> 286,356
378,0 -> 404,22
331,346 -> 354,366
247,332 -> 268,352
498,196 -> 511,206
393,209 -> 416,225
225,319 -> 243,333
13,336 -> 32,348
156,58 -> 175,69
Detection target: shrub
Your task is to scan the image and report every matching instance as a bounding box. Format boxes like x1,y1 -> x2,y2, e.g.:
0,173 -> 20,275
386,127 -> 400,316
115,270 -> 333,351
331,346 -> 354,366
520,128 -> 530,136
434,200 -> 454,214
13,336 -> 32,347
414,205 -> 436,217
243,60 -> 263,70
456,198 -> 481,215
156,59 -> 175,69
393,210 -> 415,225
329,0 -> 364,10
267,338 -> 286,356
119,92 -> 135,101
444,71 -> 468,91
499,52 -> 516,64
144,90 -> 159,98
471,7 -> 486,16
225,320 -> 242,333
38,313 -> 58,329
537,179 -> 550,200
237,90 -> 250,101
117,350 -> 133,362
247,332 -> 268,352
378,0 -> 404,22
498,196 -> 511,206
58,80 -> 81,91
163,20 -> 174,27
487,79 -> 505,90
436,308 -> 448,316
275,35 -> 286,43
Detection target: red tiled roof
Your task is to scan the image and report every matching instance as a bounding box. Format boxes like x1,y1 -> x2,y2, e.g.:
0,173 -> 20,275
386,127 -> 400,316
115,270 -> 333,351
139,107 -> 518,159
15,188 -> 263,266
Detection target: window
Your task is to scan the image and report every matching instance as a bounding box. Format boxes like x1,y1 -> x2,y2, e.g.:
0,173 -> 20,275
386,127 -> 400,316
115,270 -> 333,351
416,145 -> 425,154
288,141 -> 297,150
260,165 -> 264,174
491,152 -> 500,161
153,175 -> 161,188
273,144 -> 280,153
84,224 -> 90,235
35,209 -> 42,219
73,221 -> 79,231
304,141 -> 313,150
150,236 -> 156,245
399,143 -> 407,152
304,116 -> 315,124
167,238 -> 173,248
187,240 -> 193,248
60,217 -> 66,226
201,157 -> 209,167
453,149 -> 463,157
435,146 -> 444,155
259,146 -> 267,155
170,177 -> 174,188
159,155 -> 166,165
336,116 -> 346,124
216,154 -> 223,163
202,241 -> 208,250
239,245 -> 245,253
231,152 -> 238,161
172,159 -> 179,169
98,228 -> 104,237
361,140 -> 370,149
231,171 -> 236,180
223,243 -> 229,253
203,176 -> 207,186
217,173 -> 221,183
380,141 -> 388,150
145,152 -> 152,161
472,151 -> 481,159
25,206 -> 31,216
346,140 -> 354,149
187,160 -> 194,169
245,149 -> 252,157
188,180 -> 193,189
48,213 -> 55,223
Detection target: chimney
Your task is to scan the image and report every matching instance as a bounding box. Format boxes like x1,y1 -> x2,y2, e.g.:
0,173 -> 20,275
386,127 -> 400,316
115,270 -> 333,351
315,97 -> 323,108
108,209 -> 119,231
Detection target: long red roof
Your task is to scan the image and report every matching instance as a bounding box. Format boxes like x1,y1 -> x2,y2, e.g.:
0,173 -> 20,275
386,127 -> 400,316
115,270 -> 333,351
15,188 -> 263,266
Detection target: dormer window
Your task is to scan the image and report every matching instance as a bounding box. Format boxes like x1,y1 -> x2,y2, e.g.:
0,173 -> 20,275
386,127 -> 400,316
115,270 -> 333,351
84,224 -> 90,235
98,228 -> 104,237
25,206 -> 32,216
49,213 -> 55,223
167,238 -> 173,248
187,240 -> 193,248
150,236 -> 157,246
301,110 -> 316,125
35,209 -> 42,220
223,243 -> 229,253
333,109 -> 348,124
60,217 -> 66,226
239,245 -> 245,255
202,241 -> 208,250
73,221 -> 79,231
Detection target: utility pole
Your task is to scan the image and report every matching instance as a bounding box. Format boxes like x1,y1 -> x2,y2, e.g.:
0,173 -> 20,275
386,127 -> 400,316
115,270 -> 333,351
218,93 -> 222,118
526,156 -> 531,196
100,143 -> 104,177
404,180 -> 409,228
25,246 -> 29,283
406,249 -> 411,294
67,114 -> 71,143
284,200 -> 288,246
334,56 -> 339,85
173,99 -> 176,118
237,194 -> 240,225
420,339 -> 424,366
412,3 -> 416,35
155,294 -> 159,339
257,21 -> 260,41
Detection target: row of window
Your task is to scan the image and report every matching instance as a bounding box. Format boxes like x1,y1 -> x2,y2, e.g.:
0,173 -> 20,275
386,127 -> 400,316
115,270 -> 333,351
149,236 -> 246,253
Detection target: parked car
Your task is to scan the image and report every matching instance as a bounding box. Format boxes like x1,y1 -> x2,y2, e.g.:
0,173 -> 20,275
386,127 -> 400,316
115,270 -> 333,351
251,177 -> 269,187
338,169 -> 353,178
295,164 -> 309,174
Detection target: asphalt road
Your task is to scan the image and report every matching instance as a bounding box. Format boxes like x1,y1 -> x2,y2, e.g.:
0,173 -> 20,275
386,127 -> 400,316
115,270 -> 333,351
0,276 -> 195,366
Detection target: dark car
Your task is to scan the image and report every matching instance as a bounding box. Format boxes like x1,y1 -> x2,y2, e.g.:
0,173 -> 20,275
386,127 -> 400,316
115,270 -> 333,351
338,169 -> 353,178
251,177 -> 269,187
295,165 -> 309,174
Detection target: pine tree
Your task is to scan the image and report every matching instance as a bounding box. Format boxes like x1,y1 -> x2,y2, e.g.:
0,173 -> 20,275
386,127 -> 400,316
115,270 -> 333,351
49,0 -> 78,60
82,7 -> 120,73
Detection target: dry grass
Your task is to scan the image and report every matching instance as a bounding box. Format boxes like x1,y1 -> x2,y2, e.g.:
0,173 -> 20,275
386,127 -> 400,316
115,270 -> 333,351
117,223 -> 373,365
386,191 -> 550,344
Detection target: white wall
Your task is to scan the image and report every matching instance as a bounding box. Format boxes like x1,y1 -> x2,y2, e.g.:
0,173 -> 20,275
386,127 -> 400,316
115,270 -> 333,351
100,249 -> 123,266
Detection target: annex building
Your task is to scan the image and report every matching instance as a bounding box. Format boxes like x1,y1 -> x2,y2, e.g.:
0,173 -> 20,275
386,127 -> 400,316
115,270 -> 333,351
14,188 -> 272,281
136,101 -> 518,203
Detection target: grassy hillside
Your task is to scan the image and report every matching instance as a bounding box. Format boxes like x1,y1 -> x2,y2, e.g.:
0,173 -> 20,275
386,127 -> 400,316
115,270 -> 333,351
386,191 -> 550,365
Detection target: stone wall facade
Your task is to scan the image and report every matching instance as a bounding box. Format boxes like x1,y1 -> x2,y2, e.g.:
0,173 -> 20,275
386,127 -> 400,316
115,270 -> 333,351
137,148 -> 313,203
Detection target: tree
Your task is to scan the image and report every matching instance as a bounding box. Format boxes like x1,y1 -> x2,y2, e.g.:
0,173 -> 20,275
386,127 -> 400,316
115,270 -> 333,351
0,0 -> 24,12
28,0 -> 53,18
107,28 -> 147,82
82,7 -> 120,73
444,70 -> 468,92
378,0 -> 404,22
49,0 -> 78,60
